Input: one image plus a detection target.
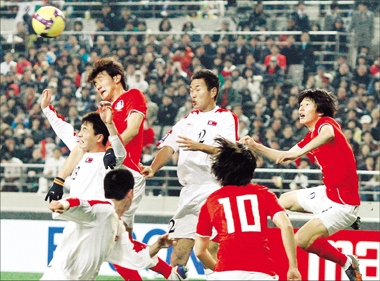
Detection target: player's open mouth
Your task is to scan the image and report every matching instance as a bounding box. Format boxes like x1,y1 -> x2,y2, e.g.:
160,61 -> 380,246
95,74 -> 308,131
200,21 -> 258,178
101,90 -> 106,96
300,114 -> 305,118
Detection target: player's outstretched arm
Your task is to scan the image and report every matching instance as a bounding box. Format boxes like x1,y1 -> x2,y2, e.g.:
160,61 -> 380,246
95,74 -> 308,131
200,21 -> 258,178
276,125 -> 334,164
176,136 -> 218,154
141,146 -> 174,178
273,212 -> 301,280
148,234 -> 174,257
194,235 -> 216,271
240,136 -> 287,162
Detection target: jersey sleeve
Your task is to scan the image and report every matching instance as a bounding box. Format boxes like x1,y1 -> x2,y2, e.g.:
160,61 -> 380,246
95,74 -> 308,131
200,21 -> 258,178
105,231 -> 153,270
157,119 -> 184,152
263,189 -> 286,221
217,111 -> 239,142
124,89 -> 147,119
196,201 -> 213,237
42,106 -> 79,151
54,198 -> 97,224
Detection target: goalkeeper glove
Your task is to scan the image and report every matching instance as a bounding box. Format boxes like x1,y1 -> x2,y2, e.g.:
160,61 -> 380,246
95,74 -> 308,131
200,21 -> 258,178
103,146 -> 116,169
45,177 -> 64,202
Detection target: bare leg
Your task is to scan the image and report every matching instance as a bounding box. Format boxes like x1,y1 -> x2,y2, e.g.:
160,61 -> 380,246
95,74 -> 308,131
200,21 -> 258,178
279,191 -> 306,212
295,218 -> 329,249
171,238 -> 195,267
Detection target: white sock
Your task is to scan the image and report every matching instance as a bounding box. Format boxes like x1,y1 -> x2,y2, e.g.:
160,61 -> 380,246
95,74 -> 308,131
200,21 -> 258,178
342,255 -> 352,271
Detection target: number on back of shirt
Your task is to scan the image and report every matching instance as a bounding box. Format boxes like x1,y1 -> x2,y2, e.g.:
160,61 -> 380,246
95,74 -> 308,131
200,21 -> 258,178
218,194 -> 261,233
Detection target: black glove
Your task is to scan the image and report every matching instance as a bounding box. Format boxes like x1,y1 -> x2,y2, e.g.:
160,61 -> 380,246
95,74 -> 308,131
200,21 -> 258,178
103,146 -> 116,169
350,216 -> 361,230
45,177 -> 64,202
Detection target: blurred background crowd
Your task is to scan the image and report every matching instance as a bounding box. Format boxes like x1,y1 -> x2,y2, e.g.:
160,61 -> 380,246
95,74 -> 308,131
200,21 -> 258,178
1,0 -> 379,200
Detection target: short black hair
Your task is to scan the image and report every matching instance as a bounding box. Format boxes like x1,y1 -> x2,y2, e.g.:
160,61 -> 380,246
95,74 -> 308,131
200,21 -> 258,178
191,69 -> 220,100
298,89 -> 337,118
104,169 -> 134,200
81,112 -> 109,146
211,137 -> 257,187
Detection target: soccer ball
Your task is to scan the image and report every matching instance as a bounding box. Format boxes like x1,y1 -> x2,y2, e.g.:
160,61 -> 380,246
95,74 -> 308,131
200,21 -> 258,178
32,6 -> 65,38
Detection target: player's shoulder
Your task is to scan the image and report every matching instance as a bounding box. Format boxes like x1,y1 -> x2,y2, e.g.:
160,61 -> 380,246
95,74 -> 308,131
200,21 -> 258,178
316,116 -> 341,130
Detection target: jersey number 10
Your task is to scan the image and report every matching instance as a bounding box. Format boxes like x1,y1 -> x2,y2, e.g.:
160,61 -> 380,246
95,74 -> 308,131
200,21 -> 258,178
218,195 -> 261,233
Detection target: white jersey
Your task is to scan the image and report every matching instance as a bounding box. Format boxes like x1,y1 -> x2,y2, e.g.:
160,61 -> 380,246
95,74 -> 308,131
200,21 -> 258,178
42,106 -> 126,200
41,199 -> 153,280
158,106 -> 239,188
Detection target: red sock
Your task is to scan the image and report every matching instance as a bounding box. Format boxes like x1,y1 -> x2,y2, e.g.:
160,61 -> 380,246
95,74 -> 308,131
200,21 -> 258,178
113,264 -> 142,281
306,238 -> 348,266
133,240 -> 173,279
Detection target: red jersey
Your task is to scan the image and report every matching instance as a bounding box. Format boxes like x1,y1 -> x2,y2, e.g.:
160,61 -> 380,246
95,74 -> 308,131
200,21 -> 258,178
297,117 -> 360,206
196,184 -> 285,275
112,89 -> 147,172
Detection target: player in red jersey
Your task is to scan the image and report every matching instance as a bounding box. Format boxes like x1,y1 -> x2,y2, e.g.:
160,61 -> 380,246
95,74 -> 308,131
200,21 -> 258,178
241,89 -> 362,281
45,57 -> 185,280
195,137 -> 301,280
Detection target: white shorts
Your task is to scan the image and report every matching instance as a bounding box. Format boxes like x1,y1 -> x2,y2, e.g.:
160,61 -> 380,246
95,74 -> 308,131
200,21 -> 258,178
208,271 -> 279,280
121,166 -> 146,228
168,182 -> 220,240
297,185 -> 359,235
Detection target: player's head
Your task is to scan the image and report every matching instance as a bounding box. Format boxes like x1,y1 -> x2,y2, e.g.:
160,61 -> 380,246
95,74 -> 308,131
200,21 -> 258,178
80,112 -> 109,148
211,137 -> 257,187
88,57 -> 127,101
104,169 -> 134,202
298,89 -> 337,118
190,70 -> 220,112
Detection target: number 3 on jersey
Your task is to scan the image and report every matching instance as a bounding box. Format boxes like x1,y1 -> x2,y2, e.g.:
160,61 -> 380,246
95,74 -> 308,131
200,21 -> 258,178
218,195 -> 261,233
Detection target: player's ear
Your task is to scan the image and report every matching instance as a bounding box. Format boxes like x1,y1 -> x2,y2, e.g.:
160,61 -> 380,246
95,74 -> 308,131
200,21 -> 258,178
96,134 -> 104,144
210,87 -> 217,99
113,74 -> 121,84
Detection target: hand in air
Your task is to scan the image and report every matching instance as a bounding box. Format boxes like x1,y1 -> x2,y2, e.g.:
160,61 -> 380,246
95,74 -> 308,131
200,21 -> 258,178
41,89 -> 53,109
98,101 -> 113,124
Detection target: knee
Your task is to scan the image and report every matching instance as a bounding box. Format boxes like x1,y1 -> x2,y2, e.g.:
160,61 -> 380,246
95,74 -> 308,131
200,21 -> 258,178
279,193 -> 292,210
294,231 -> 309,250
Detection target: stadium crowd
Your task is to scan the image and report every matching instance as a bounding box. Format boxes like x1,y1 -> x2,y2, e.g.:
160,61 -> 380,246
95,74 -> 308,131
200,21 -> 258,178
1,0 -> 379,201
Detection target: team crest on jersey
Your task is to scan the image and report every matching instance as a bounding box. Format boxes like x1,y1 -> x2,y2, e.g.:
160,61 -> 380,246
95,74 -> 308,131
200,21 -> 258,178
115,100 -> 124,110
85,157 -> 93,163
207,120 -> 217,126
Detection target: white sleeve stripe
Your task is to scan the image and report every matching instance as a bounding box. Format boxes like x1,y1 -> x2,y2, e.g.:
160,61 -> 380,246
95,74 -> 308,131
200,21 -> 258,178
195,233 -> 211,238
272,210 -> 287,222
318,123 -> 333,134
124,110 -> 145,122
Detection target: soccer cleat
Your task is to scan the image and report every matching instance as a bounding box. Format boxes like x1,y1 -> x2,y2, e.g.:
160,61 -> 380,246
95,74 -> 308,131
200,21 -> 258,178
345,255 -> 362,281
350,217 -> 361,230
168,265 -> 188,280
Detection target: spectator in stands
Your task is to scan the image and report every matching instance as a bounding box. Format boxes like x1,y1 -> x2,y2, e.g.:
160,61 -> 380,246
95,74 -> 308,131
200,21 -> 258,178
260,36 -> 275,64
18,136 -> 35,163
314,65 -> 333,88
194,45 -> 213,69
245,2 -> 267,31
290,1 -> 311,32
202,35 -> 216,57
324,2 -> 343,31
24,147 -> 44,192
175,100 -> 192,122
298,32 -> 315,81
38,147 -> 67,194
360,161 -> 380,201
369,55 -> 380,76
349,1 -> 375,51
29,117 -> 45,144
280,35 -> 300,67
157,95 -> 177,126
94,19 -> 110,43
352,65 -> 371,88
263,56 -> 285,89
231,35 -> 250,66
16,53 -> 32,75
1,104 -> 15,126
220,56 -> 236,78
171,46 -> 194,74
247,36 -> 262,63
332,63 -> 352,90
212,19 -> 234,43
1,52 -> 17,75
217,77 -> 241,109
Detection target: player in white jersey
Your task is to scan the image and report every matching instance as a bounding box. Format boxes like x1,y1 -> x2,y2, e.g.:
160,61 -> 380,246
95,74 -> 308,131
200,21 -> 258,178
41,89 -> 126,200
142,70 -> 239,269
42,169 -> 173,280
